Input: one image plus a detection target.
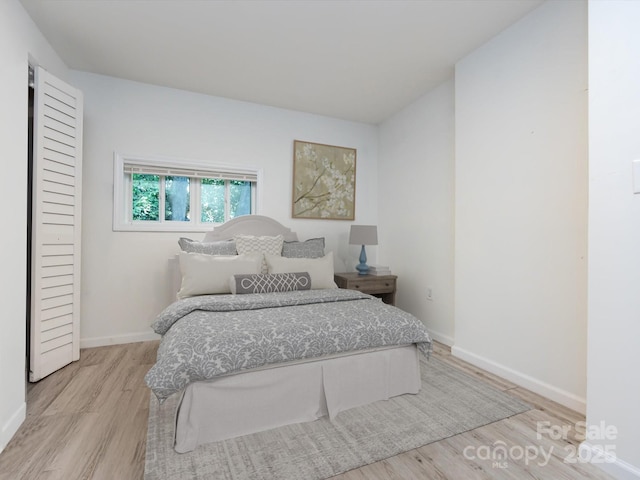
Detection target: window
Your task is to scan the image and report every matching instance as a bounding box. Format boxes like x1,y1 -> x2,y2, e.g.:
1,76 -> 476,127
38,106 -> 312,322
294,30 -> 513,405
113,153 -> 261,232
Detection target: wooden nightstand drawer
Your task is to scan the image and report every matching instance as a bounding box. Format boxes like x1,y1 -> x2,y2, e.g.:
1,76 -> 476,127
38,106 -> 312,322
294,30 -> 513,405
347,277 -> 395,294
334,273 -> 397,305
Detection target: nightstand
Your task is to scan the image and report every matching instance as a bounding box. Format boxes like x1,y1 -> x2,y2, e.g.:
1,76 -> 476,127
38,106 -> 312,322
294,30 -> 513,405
334,272 -> 397,306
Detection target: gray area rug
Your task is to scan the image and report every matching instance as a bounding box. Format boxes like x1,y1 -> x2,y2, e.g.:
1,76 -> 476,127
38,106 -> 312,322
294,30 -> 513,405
145,356 -> 530,479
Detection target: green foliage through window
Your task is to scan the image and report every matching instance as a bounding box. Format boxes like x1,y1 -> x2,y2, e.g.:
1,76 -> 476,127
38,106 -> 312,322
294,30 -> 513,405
229,181 -> 252,219
201,178 -> 225,223
132,175 -> 253,224
132,174 -> 159,221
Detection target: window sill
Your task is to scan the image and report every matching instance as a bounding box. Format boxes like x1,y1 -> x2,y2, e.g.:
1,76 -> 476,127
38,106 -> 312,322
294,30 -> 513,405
113,222 -> 221,233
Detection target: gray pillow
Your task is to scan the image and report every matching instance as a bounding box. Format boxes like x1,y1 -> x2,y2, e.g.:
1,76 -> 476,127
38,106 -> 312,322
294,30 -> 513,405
178,238 -> 237,255
281,238 -> 325,258
230,272 -> 311,294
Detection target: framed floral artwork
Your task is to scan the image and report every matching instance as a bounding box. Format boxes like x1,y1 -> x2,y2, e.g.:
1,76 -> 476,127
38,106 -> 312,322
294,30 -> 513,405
291,140 -> 356,220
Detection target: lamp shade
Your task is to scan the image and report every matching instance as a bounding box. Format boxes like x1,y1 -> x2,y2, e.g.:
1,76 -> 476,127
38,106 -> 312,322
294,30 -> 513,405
349,225 -> 378,246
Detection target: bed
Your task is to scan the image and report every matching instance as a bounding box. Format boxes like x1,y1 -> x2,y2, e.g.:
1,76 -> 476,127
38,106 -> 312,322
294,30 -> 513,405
145,215 -> 432,453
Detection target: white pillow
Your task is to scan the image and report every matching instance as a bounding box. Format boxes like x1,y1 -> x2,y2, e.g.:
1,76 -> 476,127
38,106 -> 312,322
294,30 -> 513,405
235,234 -> 284,273
177,252 -> 262,298
265,252 -> 337,290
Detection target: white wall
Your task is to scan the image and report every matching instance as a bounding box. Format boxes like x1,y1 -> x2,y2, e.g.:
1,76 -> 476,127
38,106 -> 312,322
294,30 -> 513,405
0,0 -> 69,453
378,79 -> 455,345
70,71 -> 379,347
585,1 -> 640,477
453,0 -> 588,412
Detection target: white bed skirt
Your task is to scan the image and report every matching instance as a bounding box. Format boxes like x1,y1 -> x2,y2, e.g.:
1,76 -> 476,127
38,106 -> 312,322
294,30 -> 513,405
174,344 -> 421,453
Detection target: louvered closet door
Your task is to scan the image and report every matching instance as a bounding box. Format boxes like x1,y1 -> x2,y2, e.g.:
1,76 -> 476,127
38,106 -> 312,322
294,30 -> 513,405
30,67 -> 83,382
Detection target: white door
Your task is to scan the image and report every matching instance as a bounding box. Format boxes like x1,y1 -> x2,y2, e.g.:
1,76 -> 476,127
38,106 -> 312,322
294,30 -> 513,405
29,67 -> 83,382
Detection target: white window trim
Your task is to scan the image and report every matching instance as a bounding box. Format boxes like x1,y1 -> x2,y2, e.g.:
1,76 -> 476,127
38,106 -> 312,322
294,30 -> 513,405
113,152 -> 263,232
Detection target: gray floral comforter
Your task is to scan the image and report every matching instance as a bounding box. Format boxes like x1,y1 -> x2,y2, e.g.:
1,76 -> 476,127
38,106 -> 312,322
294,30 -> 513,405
144,289 -> 432,401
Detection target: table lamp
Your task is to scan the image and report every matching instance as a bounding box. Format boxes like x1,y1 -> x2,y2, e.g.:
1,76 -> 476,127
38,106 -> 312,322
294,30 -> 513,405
349,225 -> 378,275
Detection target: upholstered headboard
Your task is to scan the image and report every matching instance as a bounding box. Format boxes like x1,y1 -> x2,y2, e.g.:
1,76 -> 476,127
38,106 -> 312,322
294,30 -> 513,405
202,215 -> 298,242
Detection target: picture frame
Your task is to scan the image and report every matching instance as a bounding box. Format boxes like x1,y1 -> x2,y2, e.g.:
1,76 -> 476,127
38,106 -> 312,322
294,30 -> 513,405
291,140 -> 356,220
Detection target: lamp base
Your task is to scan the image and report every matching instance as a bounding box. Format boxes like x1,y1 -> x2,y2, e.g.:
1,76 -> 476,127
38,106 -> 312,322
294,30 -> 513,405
356,245 -> 369,275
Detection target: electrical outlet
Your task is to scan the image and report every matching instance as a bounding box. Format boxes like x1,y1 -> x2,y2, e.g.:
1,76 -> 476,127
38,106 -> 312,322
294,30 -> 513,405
426,287 -> 433,301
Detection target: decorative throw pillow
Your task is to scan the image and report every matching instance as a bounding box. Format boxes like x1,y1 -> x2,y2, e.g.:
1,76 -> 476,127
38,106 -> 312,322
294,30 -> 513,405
229,272 -> 311,294
177,252 -> 262,298
178,237 -> 238,255
265,252 -> 337,290
234,234 -> 284,273
281,237 -> 325,258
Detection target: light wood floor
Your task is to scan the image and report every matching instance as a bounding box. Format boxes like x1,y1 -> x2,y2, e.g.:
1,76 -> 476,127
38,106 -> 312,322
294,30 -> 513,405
0,341 -> 613,480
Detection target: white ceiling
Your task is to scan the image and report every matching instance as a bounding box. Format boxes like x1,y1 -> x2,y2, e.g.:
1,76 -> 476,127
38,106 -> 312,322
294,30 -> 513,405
20,0 -> 544,124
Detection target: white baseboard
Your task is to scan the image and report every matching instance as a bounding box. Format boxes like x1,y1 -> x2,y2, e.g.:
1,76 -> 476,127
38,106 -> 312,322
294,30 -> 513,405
580,442 -> 640,480
451,345 -> 586,415
0,402 -> 26,454
80,331 -> 160,349
427,329 -> 454,347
